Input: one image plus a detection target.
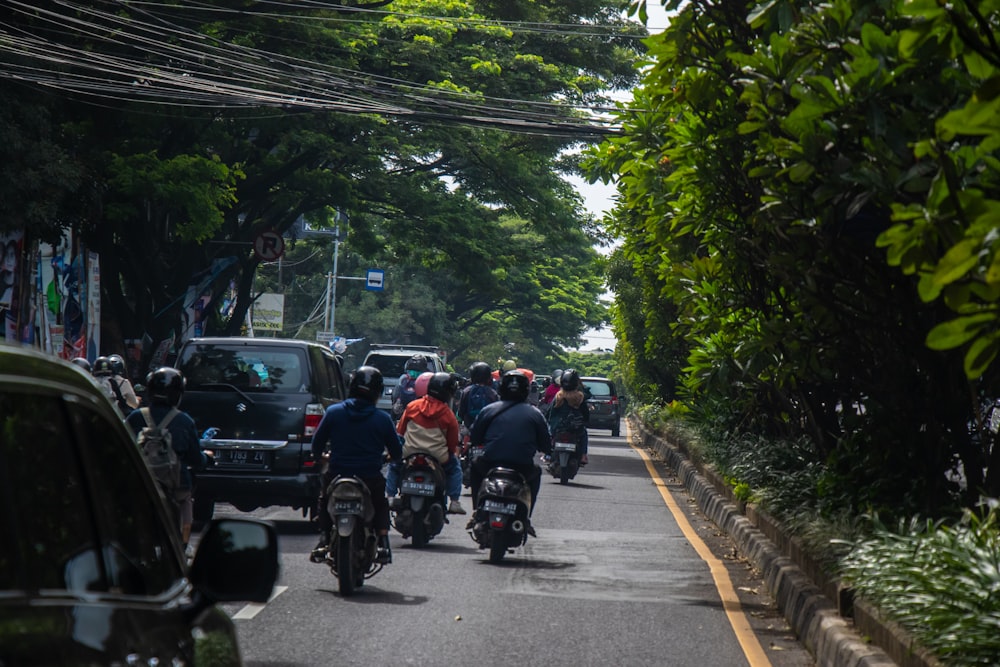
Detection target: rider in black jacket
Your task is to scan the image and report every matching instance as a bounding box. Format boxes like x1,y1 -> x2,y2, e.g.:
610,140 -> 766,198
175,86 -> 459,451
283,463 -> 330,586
468,370 -> 551,514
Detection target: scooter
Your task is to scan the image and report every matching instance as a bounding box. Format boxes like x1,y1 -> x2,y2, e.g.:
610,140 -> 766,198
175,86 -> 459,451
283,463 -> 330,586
468,466 -> 534,563
546,431 -> 583,485
322,475 -> 382,596
390,453 -> 447,547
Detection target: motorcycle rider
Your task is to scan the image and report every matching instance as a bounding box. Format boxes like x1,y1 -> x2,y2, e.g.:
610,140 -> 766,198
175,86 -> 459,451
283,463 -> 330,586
310,366 -> 402,565
124,367 -> 207,557
392,372 -> 466,514
457,361 -> 499,430
542,369 -> 563,408
108,353 -> 140,412
468,370 -> 551,523
546,368 -> 590,465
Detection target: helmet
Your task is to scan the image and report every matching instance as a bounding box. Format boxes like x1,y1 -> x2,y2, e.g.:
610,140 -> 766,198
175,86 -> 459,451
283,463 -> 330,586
349,366 -> 384,401
560,368 -> 580,391
92,356 -> 113,377
498,370 -> 530,402
427,371 -> 457,402
501,359 -> 517,373
108,353 -> 126,376
414,371 -> 434,397
70,357 -> 92,373
404,354 -> 427,377
469,361 -> 492,384
551,369 -> 563,382
145,367 -> 185,406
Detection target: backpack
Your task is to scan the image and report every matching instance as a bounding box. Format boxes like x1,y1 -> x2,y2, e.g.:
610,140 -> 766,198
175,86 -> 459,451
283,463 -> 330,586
138,407 -> 182,493
464,384 -> 494,423
392,375 -> 418,418
556,403 -> 586,435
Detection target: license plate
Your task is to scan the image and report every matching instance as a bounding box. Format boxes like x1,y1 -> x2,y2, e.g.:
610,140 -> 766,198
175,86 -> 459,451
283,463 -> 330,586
215,449 -> 268,466
401,480 -> 436,496
333,500 -> 362,514
554,442 -> 576,452
482,500 -> 517,515
469,447 -> 485,459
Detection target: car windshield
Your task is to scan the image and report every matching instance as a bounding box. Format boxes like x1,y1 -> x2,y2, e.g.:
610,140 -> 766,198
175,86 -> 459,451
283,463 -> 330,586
365,353 -> 436,379
178,345 -> 307,393
583,381 -> 613,398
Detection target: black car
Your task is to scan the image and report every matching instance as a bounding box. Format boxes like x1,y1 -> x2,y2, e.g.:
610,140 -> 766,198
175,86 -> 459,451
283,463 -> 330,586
175,337 -> 347,521
580,376 -> 623,437
0,345 -> 279,666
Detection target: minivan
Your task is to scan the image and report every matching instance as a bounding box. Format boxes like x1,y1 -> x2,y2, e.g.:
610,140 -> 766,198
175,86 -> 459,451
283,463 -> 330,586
580,376 -> 623,437
175,337 -> 347,521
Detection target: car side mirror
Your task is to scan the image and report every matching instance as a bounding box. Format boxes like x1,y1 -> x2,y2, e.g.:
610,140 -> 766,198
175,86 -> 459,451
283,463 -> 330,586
188,518 -> 279,604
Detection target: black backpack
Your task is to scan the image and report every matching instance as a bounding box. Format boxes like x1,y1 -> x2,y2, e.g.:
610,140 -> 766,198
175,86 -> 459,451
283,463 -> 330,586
465,384 -> 494,422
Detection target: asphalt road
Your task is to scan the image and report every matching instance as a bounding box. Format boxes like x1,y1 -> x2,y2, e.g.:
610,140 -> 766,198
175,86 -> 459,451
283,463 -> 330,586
209,423 -> 815,667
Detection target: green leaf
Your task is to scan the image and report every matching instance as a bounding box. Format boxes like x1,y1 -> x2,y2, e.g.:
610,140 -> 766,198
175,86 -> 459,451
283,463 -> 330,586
926,314 -> 996,351
932,239 -> 981,287
964,334 -> 1000,379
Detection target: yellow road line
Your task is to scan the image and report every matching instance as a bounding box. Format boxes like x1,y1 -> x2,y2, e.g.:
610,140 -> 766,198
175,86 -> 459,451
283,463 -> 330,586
627,430 -> 773,667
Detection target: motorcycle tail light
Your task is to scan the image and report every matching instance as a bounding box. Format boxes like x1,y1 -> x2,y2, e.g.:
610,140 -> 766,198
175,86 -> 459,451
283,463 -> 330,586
412,454 -> 429,466
490,516 -> 505,528
414,475 -> 426,483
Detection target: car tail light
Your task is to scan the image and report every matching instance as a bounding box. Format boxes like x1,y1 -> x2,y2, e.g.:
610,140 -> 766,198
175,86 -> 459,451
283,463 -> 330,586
304,403 -> 324,437
609,396 -> 619,407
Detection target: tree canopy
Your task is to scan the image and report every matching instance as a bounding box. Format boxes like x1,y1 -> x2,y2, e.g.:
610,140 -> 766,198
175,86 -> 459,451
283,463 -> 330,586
590,0 -> 1000,512
0,0 -> 645,370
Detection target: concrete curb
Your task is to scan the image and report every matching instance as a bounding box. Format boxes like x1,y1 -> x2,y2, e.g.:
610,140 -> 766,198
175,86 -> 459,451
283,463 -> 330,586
630,417 -> 897,667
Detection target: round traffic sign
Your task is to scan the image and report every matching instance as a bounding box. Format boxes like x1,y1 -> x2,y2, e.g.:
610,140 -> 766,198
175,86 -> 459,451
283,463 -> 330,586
254,230 -> 285,262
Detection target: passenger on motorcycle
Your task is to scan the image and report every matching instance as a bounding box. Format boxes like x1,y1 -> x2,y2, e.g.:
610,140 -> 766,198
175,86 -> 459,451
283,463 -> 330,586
311,366 -> 402,565
391,354 -> 432,420
546,368 -> 590,464
468,370 -> 551,518
389,372 -> 466,514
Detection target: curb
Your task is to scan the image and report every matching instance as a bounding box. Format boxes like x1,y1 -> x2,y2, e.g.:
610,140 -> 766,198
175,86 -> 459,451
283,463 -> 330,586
630,417 -> 897,667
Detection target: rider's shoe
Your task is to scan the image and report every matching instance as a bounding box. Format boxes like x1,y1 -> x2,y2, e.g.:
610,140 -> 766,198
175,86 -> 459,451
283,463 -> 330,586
580,454 -> 589,465
375,535 -> 392,564
309,532 -> 330,563
448,498 -> 467,515
526,523 -> 537,537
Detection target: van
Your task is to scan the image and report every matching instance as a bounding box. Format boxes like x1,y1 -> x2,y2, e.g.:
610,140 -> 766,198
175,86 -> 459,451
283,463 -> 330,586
175,337 -> 347,521
361,344 -> 446,413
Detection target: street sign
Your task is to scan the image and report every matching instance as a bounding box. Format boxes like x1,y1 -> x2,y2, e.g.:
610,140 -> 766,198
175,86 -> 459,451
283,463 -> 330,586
366,268 -> 385,291
316,331 -> 336,342
253,230 -> 285,262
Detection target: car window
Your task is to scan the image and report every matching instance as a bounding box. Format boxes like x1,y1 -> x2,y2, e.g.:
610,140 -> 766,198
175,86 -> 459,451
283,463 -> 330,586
322,354 -> 345,401
364,354 -> 408,379
179,345 -> 306,393
0,393 -> 99,593
583,381 -> 613,398
69,400 -> 183,595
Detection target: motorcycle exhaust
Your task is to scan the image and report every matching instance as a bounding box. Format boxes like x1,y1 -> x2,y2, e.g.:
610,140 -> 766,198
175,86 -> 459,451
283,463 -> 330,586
511,519 -> 525,534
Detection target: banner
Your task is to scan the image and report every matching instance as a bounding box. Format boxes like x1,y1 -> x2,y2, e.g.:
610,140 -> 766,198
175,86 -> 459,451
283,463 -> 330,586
252,293 -> 284,331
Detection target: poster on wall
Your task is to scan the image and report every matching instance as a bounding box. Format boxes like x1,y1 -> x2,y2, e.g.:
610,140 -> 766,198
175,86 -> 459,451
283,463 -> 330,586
0,231 -> 24,341
86,251 -> 100,361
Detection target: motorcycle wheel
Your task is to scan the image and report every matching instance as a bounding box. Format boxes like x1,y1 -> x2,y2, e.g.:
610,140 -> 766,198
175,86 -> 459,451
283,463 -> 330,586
411,511 -> 428,548
489,531 -> 508,563
337,533 -> 357,596
560,465 -> 570,485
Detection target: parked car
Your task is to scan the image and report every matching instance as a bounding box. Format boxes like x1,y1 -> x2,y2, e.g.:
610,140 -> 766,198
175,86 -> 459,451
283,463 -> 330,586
361,344 -> 446,413
580,376 -> 623,437
0,345 -> 279,666
175,337 -> 347,522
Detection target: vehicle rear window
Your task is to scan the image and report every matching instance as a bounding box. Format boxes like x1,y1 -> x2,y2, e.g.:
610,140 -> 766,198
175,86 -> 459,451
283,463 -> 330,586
179,345 -> 307,393
365,353 -> 437,379
583,381 -> 613,398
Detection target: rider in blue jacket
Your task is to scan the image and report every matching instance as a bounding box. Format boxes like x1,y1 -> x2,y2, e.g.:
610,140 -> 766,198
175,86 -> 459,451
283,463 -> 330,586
310,366 -> 402,564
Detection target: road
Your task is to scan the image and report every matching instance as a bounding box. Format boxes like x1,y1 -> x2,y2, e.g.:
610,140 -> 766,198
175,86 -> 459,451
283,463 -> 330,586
209,424 -> 815,667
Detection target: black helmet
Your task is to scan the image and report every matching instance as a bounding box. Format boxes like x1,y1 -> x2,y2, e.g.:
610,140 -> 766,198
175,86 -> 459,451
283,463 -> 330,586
70,357 -> 92,373
145,367 -> 185,406
405,354 -> 427,374
108,353 -> 126,376
349,365 -> 383,401
427,371 -> 457,402
560,368 -> 580,391
469,361 -> 492,384
93,356 -> 113,377
499,370 -> 530,402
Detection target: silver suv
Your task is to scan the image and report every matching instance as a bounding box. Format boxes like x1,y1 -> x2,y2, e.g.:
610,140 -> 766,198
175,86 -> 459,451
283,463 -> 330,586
361,344 -> 446,413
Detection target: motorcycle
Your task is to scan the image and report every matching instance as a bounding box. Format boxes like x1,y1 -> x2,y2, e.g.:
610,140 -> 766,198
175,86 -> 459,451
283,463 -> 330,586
321,475 -> 383,596
390,453 -> 447,547
546,431 -> 583,485
468,466 -> 534,563
460,427 -> 485,489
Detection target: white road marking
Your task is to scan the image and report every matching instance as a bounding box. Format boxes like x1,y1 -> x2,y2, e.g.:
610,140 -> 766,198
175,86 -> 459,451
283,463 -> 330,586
232,585 -> 288,620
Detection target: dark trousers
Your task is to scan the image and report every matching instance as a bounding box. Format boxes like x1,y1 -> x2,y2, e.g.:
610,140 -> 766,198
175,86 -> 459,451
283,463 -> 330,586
469,459 -> 541,516
317,471 -> 390,533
